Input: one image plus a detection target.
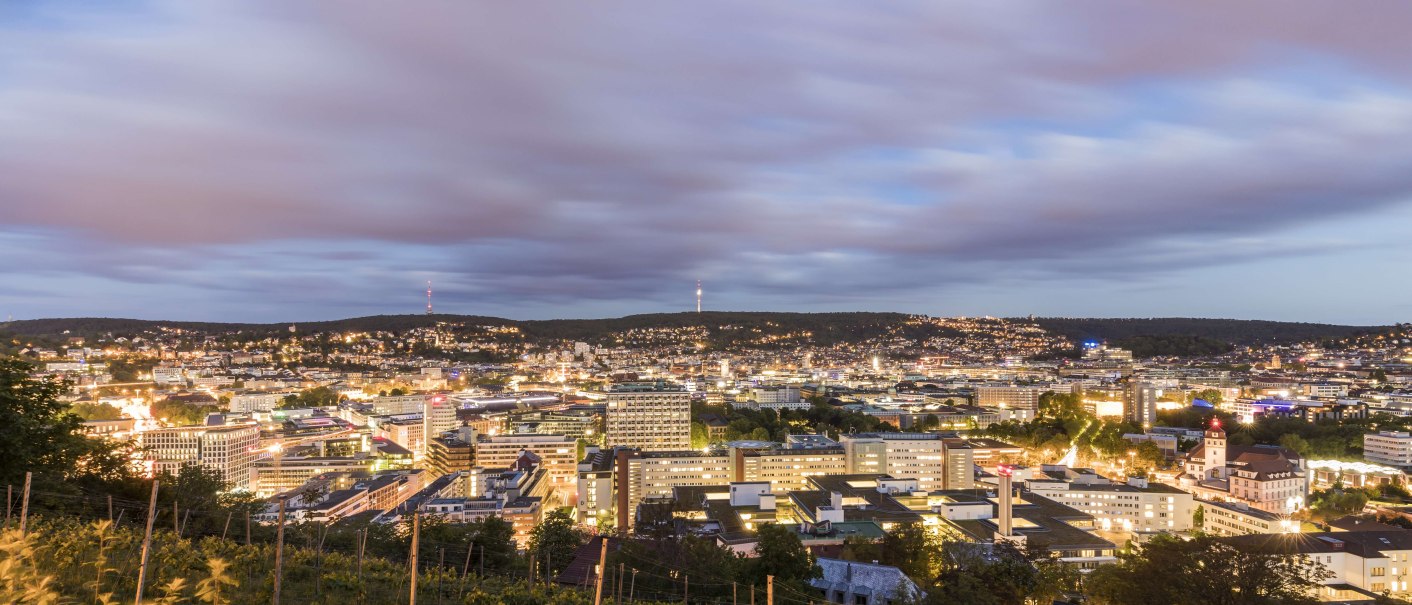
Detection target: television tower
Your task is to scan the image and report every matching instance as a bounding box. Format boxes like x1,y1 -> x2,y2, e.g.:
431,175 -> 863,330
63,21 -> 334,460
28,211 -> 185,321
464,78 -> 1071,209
426,281 -> 433,315
696,280 -> 702,313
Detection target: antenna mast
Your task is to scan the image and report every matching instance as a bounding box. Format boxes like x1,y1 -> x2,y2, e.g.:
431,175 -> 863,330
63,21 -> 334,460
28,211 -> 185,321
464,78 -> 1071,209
426,281 -> 433,315
696,280 -> 702,314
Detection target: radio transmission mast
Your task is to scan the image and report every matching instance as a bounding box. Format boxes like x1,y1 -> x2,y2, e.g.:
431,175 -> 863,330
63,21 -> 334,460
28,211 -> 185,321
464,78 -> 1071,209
426,281 -> 433,315
696,280 -> 702,313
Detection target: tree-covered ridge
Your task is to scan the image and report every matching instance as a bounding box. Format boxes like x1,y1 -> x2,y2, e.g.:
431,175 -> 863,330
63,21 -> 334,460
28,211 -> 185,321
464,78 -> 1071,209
1031,317 -> 1377,346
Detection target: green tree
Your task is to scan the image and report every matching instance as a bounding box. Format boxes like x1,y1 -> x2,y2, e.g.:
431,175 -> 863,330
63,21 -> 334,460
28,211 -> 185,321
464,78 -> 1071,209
151,397 -> 220,425
926,542 -> 1037,605
1278,433 -> 1312,457
528,509 -> 585,578
1193,504 -> 1205,530
1133,440 -> 1166,470
467,516 -> 518,573
1305,488 -> 1371,523
0,358 -> 137,491
1086,535 -> 1328,605
745,523 -> 819,588
879,522 -> 943,583
278,386 -> 344,409
690,421 -> 710,449
1189,388 -> 1224,406
69,401 -> 124,421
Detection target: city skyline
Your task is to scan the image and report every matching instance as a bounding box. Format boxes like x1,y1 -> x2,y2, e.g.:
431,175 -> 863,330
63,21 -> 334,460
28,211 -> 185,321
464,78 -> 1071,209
5,2 -> 1412,324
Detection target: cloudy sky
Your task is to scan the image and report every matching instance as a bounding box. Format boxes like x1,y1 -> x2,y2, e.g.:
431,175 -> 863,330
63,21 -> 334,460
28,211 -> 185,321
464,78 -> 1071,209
3,1 -> 1411,324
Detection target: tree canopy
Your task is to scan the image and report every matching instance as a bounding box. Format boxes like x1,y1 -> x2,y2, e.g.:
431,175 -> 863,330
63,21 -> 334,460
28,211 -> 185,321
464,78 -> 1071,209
1086,535 -> 1328,605
0,358 -> 138,492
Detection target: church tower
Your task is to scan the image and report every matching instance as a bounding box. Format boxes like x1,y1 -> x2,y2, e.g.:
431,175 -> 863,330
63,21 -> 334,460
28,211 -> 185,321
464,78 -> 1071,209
1203,418 -> 1227,480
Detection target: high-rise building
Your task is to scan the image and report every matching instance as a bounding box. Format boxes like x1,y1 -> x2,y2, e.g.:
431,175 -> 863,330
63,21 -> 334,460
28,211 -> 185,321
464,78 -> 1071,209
425,427 -> 477,477
605,384 -> 691,451
137,422 -> 260,491
423,393 -> 460,443
1125,383 -> 1160,427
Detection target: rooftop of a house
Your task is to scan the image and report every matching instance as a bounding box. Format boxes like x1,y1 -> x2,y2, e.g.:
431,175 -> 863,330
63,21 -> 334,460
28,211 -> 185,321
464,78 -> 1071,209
1222,530 -> 1412,559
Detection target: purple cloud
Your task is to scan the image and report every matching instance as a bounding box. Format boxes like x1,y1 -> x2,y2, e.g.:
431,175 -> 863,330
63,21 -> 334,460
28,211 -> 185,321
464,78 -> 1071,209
2,1 -> 1412,321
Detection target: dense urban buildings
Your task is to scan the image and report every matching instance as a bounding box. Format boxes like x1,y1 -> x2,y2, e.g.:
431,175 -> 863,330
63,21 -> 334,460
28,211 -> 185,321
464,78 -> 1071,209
14,312 -> 1412,602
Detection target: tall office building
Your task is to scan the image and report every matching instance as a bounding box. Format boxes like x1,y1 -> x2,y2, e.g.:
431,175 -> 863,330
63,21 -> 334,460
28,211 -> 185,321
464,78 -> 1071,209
137,422 -> 260,491
1125,383 -> 1160,427
605,384 -> 691,451
423,393 -> 460,443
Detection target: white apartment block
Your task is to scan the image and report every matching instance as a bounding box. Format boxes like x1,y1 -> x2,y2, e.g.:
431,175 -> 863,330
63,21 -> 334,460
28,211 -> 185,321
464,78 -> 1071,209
615,450 -> 733,528
577,448 -> 616,527
1365,431 -> 1412,467
369,394 -> 432,415
1302,382 -> 1350,399
750,386 -> 809,410
1026,473 -> 1194,535
229,391 -> 292,413
475,433 -> 579,493
423,394 -> 460,443
840,433 -> 945,491
137,422 -> 259,491
252,456 -> 380,498
152,366 -> 187,386
1198,500 -> 1299,536
605,387 -> 691,451
374,418 -> 425,457
735,446 -> 849,494
974,385 -> 1053,412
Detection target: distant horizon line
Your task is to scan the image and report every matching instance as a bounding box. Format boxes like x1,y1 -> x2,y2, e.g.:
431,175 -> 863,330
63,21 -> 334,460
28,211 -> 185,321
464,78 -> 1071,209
0,311 -> 1394,328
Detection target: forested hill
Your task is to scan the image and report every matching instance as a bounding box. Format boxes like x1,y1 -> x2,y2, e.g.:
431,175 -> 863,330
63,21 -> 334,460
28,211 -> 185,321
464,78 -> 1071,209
0,311 -> 932,346
1030,317 -> 1378,347
1,313 -> 1386,356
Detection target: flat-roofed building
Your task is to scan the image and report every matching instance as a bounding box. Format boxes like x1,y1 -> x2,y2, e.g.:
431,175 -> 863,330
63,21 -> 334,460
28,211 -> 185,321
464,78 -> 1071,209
252,455 -> 379,498
425,427 -> 476,477
229,391 -> 292,413
840,433 -> 946,491
941,440 -> 976,490
733,442 -> 848,494
605,384 -> 690,451
368,394 -> 431,415
577,447 -> 616,527
137,422 -> 259,491
475,433 -> 578,493
1025,466 -> 1195,535
423,393 -> 460,444
1365,431 -> 1412,467
1198,499 -> 1300,536
615,449 -> 732,530
373,417 -> 426,457
974,385 -> 1054,413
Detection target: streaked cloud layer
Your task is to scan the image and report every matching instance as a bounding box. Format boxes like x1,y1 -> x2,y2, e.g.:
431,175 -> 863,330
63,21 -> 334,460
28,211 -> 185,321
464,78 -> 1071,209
3,1 -> 1412,323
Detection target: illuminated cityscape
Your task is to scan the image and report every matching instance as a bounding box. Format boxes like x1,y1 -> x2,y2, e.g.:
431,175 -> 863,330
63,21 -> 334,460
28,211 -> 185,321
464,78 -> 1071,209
4,2 -> 1412,604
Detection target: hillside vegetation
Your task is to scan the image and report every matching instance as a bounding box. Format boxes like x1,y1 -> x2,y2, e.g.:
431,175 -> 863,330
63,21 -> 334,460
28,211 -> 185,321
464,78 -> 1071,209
1031,317 -> 1376,348
3,313 -> 1381,353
